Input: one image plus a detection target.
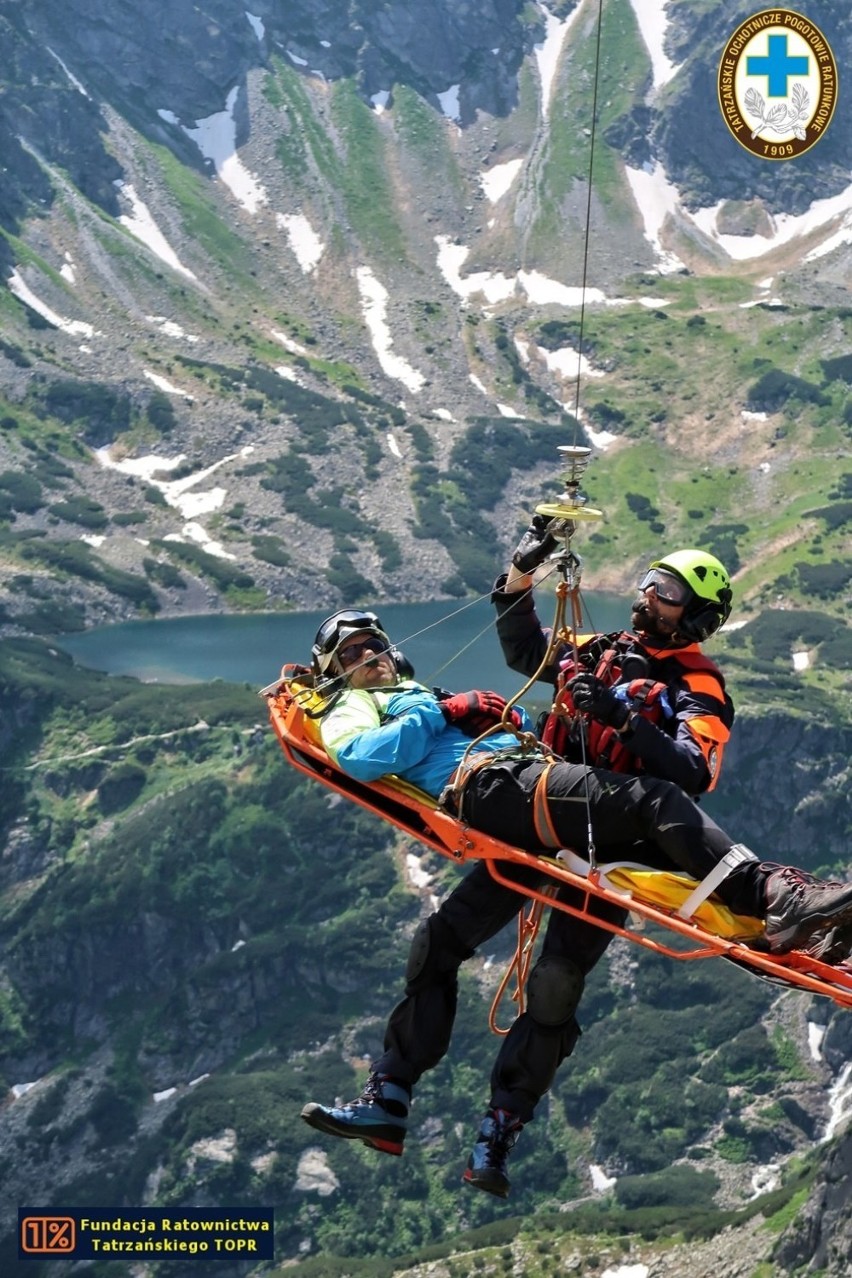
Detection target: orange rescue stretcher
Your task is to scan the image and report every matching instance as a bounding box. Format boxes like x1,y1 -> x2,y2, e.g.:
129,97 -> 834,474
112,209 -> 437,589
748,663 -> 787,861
266,677 -> 852,1014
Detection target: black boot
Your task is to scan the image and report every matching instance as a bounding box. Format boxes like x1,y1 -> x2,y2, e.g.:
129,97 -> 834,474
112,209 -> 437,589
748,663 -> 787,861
462,1107 -> 524,1198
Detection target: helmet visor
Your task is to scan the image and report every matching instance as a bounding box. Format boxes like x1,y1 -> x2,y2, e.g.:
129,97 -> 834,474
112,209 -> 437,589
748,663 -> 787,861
639,568 -> 692,607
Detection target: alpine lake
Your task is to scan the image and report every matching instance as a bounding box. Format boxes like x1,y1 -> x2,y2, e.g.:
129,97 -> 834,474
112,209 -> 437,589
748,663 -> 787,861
58,593 -> 627,698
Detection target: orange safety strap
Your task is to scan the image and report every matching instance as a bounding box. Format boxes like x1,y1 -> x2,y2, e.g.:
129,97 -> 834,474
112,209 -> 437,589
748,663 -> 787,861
488,887 -> 557,1036
532,760 -> 562,850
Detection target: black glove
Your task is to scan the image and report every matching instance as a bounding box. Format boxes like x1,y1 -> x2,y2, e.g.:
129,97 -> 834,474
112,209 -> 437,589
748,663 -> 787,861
567,673 -> 630,730
512,514 -> 575,574
439,690 -> 521,736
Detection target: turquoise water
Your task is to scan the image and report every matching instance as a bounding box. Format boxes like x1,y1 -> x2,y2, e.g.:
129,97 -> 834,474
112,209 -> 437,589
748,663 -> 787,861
58,593 -> 628,696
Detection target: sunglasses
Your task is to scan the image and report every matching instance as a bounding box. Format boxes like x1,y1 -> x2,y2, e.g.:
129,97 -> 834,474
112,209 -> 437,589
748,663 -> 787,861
338,636 -> 388,669
638,568 -> 691,607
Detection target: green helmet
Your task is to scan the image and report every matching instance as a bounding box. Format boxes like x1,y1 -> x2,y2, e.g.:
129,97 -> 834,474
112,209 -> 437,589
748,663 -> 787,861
649,549 -> 733,641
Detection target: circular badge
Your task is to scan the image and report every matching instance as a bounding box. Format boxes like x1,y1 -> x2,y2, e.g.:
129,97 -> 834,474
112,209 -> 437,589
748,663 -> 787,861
718,9 -> 838,159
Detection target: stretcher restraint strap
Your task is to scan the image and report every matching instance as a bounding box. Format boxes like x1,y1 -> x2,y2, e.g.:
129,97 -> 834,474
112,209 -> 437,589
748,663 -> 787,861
676,843 -> 759,919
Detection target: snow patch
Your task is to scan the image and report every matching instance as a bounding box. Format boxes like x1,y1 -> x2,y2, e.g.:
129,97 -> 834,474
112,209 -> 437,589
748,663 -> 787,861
80,535 -> 105,548
143,369 -> 195,400
183,87 -> 268,214
8,270 -> 96,338
11,1082 -> 39,1099
60,253 -> 76,284
145,315 -> 199,342
534,3 -> 584,121
750,1163 -> 781,1197
624,162 -> 687,273
808,1021 -> 826,1062
792,651 -> 810,672
590,1163 -> 617,1192
271,329 -> 308,356
245,11 -> 264,42
387,433 -> 402,459
519,269 -> 608,307
47,47 -> 89,97
165,523 -> 235,560
741,409 -> 767,421
276,212 -> 325,273
371,90 -> 391,113
692,180 -> 852,262
435,236 -> 517,305
153,1087 -> 177,1103
497,403 -> 522,418
116,182 -> 197,279
538,343 -> 606,381
480,158 -> 523,204
95,445 -> 254,554
437,85 -> 461,123
626,0 -> 682,90
355,266 -> 426,393
583,423 -> 618,451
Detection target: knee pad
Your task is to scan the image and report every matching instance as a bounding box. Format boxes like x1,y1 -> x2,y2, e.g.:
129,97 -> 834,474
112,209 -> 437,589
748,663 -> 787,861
404,914 -> 473,992
526,956 -> 585,1028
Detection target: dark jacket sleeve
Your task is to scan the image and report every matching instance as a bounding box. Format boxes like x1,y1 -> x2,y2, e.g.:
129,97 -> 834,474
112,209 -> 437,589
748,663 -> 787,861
491,575 -> 561,685
618,669 -> 734,797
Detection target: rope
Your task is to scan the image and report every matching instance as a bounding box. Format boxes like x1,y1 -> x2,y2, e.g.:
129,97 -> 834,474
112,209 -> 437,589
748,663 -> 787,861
488,888 -> 556,1036
568,0 -> 606,439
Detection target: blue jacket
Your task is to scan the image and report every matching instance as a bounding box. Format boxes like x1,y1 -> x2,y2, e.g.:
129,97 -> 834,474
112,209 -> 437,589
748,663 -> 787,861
320,681 -> 534,798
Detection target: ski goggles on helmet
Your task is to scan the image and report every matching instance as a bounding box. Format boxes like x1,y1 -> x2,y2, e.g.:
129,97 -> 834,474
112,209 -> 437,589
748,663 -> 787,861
337,635 -> 388,669
638,568 -> 692,607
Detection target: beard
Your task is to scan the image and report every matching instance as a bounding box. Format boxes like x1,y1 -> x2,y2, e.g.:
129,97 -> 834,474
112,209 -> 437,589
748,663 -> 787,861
631,595 -> 682,644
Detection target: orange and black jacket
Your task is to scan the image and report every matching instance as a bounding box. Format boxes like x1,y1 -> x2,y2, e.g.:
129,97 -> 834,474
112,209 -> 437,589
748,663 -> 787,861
491,576 -> 734,797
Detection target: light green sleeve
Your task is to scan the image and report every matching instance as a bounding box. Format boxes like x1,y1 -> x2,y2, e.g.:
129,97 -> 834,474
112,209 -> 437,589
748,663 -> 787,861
320,689 -> 383,764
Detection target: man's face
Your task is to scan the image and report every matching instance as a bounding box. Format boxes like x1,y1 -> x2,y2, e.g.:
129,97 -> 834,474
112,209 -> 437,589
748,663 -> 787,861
631,569 -> 687,642
337,631 -> 398,688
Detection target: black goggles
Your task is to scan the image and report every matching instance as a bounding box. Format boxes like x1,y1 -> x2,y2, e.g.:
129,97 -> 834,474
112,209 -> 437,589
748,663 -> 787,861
338,636 -> 388,669
638,568 -> 692,607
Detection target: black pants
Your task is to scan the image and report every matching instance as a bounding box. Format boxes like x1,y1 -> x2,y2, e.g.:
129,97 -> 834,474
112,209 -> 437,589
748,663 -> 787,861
375,758 -> 769,1122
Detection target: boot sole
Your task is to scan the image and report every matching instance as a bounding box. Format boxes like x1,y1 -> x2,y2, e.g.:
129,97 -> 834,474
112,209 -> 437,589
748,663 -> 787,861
301,1103 -> 405,1156
766,897 -> 852,954
462,1167 -> 510,1198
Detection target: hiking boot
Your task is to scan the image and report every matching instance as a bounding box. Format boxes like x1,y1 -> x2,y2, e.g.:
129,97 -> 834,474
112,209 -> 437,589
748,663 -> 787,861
462,1107 -> 524,1198
300,1073 -> 409,1156
763,868 -> 852,954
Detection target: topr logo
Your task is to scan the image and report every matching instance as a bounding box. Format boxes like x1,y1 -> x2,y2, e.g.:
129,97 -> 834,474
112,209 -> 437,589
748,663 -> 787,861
718,9 -> 837,159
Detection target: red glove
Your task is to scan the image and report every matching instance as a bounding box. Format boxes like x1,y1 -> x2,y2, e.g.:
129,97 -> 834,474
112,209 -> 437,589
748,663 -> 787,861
439,690 -> 521,736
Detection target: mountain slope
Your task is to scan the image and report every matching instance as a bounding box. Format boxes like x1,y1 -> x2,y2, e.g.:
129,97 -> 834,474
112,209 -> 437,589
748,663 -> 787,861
0,0 -> 849,656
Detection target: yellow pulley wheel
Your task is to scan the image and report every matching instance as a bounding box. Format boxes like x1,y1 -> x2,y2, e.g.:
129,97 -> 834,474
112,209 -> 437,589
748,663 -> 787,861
535,501 -> 604,522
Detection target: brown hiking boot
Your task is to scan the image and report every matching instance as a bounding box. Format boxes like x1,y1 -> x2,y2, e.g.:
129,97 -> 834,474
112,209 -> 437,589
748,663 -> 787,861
764,868 -> 852,954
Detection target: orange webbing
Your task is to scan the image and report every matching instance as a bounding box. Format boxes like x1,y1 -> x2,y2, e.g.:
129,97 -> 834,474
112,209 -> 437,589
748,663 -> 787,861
488,888 -> 557,1036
